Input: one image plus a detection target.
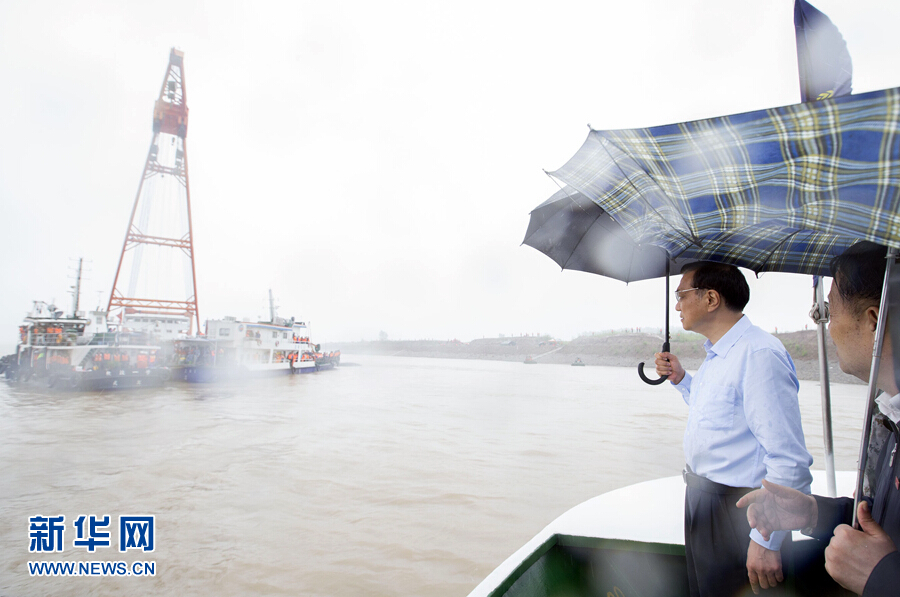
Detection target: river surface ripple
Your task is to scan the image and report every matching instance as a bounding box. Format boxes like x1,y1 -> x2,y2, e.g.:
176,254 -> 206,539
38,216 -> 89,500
0,354 -> 865,596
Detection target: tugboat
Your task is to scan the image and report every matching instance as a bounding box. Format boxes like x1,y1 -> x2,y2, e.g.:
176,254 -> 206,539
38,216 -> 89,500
3,292 -> 169,390
173,291 -> 338,381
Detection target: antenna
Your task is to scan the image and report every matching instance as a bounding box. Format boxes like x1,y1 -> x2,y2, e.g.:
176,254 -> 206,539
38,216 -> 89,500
69,257 -> 83,316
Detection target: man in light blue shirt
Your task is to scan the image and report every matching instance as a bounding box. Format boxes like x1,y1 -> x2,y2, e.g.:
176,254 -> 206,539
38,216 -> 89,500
655,262 -> 813,597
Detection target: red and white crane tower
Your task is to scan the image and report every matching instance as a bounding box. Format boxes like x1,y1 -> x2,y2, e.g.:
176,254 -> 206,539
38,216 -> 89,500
107,48 -> 200,334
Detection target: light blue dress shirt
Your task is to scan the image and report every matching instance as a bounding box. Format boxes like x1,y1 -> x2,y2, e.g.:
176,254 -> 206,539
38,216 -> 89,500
673,316 -> 813,550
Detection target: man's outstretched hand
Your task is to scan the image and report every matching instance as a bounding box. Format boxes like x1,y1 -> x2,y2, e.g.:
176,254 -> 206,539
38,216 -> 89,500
736,479 -> 816,540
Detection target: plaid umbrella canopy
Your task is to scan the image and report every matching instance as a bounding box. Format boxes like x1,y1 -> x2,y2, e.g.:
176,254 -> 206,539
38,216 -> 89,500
529,86 -> 900,278
526,86 -> 900,391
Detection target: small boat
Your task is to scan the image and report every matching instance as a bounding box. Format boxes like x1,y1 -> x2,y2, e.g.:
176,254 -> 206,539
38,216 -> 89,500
571,357 -> 585,366
313,350 -> 341,371
524,355 -> 537,364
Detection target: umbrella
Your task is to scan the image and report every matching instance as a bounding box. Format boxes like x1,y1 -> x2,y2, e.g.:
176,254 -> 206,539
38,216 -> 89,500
528,87 -> 900,381
544,86 -> 900,275
527,87 -> 900,385
526,86 -> 900,523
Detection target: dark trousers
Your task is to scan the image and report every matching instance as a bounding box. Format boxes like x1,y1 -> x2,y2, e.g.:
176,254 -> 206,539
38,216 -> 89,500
684,479 -> 793,597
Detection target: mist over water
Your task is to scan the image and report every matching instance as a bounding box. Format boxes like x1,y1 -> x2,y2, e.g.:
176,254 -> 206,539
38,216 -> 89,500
0,355 -> 865,596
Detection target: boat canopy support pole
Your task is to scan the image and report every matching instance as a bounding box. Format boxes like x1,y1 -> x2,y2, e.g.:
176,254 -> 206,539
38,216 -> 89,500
812,277 -> 836,498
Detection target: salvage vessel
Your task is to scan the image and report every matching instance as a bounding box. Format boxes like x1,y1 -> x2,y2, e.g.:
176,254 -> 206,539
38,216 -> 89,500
2,300 -> 169,390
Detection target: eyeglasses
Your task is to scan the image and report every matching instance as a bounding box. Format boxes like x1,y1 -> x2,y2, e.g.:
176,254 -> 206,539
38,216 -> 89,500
674,287 -> 702,303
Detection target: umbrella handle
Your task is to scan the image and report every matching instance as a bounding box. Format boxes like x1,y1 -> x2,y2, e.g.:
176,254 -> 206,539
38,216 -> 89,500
637,341 -> 670,386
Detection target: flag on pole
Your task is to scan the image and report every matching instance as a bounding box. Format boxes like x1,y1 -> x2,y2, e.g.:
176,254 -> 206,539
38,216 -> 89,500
794,0 -> 853,101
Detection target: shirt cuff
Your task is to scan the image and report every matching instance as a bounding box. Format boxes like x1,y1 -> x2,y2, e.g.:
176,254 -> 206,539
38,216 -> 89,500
750,528 -> 786,551
672,371 -> 692,399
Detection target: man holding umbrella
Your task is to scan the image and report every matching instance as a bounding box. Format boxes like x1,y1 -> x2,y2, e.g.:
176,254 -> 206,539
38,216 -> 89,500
737,242 -> 900,596
655,262 -> 813,596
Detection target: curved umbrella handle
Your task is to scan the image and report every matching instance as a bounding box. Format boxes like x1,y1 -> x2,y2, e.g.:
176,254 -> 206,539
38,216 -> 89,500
637,362 -> 667,385
637,341 -> 670,386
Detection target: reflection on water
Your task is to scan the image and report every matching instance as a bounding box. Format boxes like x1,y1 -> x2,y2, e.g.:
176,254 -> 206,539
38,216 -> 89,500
0,356 -> 866,596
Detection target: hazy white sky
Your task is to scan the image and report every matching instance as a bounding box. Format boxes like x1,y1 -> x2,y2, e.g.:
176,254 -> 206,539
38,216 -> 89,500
2,0 -> 899,346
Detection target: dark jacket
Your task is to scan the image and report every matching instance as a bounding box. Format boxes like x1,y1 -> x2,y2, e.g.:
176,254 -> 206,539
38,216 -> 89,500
811,416 -> 900,597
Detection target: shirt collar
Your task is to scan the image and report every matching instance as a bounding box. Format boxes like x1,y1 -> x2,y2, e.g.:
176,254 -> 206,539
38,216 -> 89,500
876,392 -> 900,424
703,315 -> 751,358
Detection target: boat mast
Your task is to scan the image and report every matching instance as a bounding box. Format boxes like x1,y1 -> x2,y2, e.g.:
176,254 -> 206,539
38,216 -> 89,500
269,289 -> 276,322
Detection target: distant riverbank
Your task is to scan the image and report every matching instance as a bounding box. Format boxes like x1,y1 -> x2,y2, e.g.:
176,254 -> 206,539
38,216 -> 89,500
329,330 -> 861,384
